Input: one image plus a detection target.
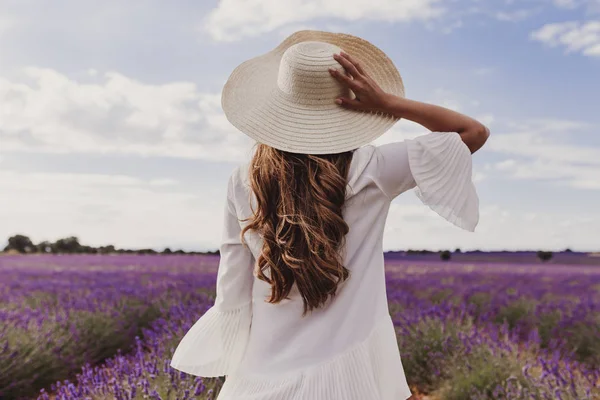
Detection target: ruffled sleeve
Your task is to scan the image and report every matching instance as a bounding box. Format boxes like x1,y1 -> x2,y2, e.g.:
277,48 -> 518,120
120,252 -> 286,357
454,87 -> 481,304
170,168 -> 254,377
371,131 -> 479,232
405,132 -> 479,231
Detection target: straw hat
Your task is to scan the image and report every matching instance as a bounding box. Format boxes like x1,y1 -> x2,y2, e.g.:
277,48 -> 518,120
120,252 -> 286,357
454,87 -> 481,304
221,30 -> 405,155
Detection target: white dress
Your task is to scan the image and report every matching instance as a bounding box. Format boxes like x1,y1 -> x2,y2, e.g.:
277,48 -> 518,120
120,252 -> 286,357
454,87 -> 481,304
170,132 -> 479,400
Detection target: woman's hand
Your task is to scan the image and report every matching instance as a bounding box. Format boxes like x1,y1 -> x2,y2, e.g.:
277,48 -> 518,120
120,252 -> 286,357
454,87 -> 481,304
330,51 -> 489,153
329,52 -> 394,113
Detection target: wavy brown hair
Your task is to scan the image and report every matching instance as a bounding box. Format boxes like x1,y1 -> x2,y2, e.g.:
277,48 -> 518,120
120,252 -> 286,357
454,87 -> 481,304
240,144 -> 355,315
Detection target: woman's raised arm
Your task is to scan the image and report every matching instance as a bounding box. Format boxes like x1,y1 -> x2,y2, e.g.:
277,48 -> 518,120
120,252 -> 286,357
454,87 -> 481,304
329,51 -> 490,154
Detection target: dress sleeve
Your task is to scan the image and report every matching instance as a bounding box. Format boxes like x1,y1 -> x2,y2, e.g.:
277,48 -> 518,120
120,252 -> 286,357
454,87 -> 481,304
170,169 -> 254,377
372,131 -> 480,232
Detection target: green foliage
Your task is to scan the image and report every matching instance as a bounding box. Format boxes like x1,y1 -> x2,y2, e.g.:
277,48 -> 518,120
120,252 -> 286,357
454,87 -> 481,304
4,234 -> 35,253
493,298 -> 536,330
467,292 -> 492,318
440,250 -> 452,261
0,298 -> 166,399
1,234 -> 218,255
440,345 -> 532,400
398,316 -> 473,392
430,288 -> 454,304
561,314 -> 600,367
36,241 -> 52,253
53,236 -> 82,253
536,309 -> 562,348
537,251 -> 553,262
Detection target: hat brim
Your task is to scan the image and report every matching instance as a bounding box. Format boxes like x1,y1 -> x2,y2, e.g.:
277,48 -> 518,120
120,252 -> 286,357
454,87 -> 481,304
221,30 -> 405,155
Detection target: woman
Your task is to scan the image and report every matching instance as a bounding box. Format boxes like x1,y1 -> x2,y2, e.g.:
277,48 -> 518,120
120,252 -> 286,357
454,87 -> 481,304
170,30 -> 489,400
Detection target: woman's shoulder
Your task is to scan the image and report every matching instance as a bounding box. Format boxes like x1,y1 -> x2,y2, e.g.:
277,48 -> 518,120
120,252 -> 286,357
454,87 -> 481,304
347,144 -> 377,179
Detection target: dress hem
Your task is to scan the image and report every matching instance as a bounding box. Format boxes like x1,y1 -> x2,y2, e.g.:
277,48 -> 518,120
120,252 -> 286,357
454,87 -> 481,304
217,314 -> 413,400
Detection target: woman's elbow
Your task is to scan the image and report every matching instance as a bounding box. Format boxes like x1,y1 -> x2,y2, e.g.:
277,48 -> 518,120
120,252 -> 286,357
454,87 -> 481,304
479,124 -> 491,146
461,123 -> 490,154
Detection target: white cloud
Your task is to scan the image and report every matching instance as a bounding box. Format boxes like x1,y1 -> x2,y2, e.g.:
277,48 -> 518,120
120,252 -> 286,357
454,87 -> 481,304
434,18 -> 464,34
489,120 -> 598,165
203,0 -> 446,42
552,0 -> 600,12
374,115 -> 599,191
0,67 -> 255,161
374,120 -> 431,145
0,17 -> 15,36
554,0 -> 581,9
486,119 -> 600,190
429,87 -> 463,111
530,20 -> 600,57
0,170 -> 227,250
495,8 -> 540,22
475,113 -> 495,126
2,168 -> 595,252
385,201 -> 600,251
491,158 -> 600,189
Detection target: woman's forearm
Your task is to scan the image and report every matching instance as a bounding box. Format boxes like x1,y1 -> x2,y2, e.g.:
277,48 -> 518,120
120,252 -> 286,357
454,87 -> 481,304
382,94 -> 490,153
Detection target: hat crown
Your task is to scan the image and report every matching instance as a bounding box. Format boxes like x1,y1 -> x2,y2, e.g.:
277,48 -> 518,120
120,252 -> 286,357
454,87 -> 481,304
277,41 -> 353,104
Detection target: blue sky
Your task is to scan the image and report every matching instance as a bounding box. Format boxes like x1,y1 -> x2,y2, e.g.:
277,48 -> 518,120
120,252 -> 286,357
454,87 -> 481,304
0,0 -> 599,251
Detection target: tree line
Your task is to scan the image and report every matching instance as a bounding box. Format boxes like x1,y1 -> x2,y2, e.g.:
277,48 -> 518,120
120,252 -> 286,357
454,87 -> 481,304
3,234 -> 556,262
438,249 -> 553,262
2,235 -> 219,256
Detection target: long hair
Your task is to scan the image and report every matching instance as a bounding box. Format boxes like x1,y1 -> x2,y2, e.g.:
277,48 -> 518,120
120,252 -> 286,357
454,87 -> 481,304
240,144 -> 354,315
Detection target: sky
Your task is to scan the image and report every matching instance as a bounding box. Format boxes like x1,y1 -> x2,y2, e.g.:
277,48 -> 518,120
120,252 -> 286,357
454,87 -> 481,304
0,0 -> 599,252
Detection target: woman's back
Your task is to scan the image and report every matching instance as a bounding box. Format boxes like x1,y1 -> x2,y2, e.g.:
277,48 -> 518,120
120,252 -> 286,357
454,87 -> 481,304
172,132 -> 479,399
170,30 -> 488,400
236,144 -> 395,377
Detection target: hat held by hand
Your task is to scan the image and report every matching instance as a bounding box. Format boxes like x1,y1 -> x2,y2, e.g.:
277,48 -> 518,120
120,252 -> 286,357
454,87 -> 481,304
221,30 -> 405,155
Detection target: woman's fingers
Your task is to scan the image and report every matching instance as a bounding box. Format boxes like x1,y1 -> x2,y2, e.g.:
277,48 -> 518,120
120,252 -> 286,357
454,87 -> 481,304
328,67 -> 359,90
335,97 -> 361,110
339,52 -> 365,75
333,53 -> 361,79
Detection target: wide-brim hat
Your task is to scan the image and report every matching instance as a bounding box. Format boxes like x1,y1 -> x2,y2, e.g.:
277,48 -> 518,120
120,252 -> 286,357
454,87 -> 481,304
221,30 -> 405,155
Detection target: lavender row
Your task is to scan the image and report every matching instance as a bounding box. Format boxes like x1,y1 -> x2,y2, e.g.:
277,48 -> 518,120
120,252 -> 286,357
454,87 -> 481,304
43,276 -> 599,399
0,255 -> 218,399
1,255 -> 599,399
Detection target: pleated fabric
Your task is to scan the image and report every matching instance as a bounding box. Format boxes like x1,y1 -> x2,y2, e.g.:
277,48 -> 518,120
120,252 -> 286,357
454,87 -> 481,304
216,315 -> 412,400
406,131 -> 480,232
170,302 -> 252,377
169,131 -> 482,400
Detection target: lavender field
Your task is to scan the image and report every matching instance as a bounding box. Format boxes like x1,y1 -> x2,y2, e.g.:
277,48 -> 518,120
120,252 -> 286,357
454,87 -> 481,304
1,254 -> 599,400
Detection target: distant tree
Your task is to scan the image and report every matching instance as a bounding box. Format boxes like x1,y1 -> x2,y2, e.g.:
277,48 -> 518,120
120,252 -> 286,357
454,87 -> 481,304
440,250 -> 452,261
98,245 -> 116,254
537,251 -> 553,262
163,248 -> 172,254
454,248 -> 462,253
37,241 -> 52,254
4,235 -> 35,253
78,245 -> 98,254
52,237 -> 82,254
138,249 -> 157,255
564,248 -> 573,253
174,249 -> 186,255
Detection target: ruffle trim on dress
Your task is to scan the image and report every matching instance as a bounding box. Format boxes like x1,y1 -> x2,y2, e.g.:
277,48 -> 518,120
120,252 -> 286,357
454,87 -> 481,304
217,315 -> 413,400
170,302 -> 252,377
406,132 -> 480,232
